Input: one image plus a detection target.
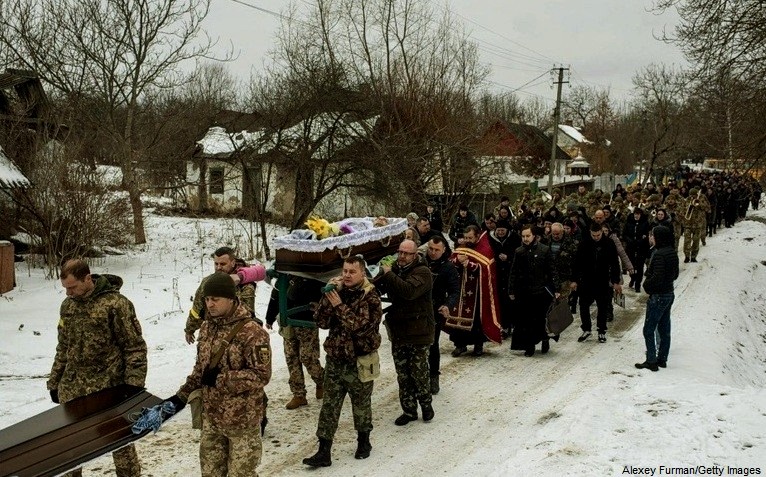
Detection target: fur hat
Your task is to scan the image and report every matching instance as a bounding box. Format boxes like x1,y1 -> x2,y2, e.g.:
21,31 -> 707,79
203,272 -> 237,300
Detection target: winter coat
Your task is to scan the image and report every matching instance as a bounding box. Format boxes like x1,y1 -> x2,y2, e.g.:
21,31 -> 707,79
48,274 -> 147,403
573,235 -> 621,291
609,232 -> 633,276
448,211 -> 479,242
426,254 -> 461,320
542,235 -> 578,283
314,279 -> 382,362
185,259 -> 259,335
264,277 -> 323,327
623,215 -> 650,260
508,242 -> 559,297
377,258 -> 435,346
425,210 -> 444,232
178,304 -> 271,430
488,230 -> 521,290
643,226 -> 679,295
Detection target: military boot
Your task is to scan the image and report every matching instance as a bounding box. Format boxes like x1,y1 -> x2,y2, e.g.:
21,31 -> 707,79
316,385 -> 324,400
303,438 -> 332,467
355,432 -> 372,459
285,395 -> 308,410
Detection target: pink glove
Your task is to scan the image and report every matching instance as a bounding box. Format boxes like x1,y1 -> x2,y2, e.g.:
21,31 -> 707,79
237,264 -> 266,284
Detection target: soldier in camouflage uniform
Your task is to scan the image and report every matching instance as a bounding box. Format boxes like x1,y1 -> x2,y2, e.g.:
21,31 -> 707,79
682,187 -> 711,263
375,239 -> 435,426
48,259 -> 147,477
304,256 -> 383,467
185,246 -> 265,344
663,191 -> 684,252
169,273 -> 271,477
264,277 -> 325,410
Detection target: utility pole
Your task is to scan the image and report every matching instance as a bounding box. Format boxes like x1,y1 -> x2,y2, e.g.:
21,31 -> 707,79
548,66 -> 569,194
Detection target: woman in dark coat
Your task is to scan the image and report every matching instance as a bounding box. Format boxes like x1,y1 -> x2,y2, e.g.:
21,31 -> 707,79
623,208 -> 651,292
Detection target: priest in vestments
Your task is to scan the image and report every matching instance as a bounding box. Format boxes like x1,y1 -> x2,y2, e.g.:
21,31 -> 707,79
444,225 -> 503,356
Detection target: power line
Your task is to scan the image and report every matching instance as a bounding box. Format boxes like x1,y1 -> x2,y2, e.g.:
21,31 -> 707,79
228,0 -> 295,23
226,0 -> 559,100
449,9 -> 558,65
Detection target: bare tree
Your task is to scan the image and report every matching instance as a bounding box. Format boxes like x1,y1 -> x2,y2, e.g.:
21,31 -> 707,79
654,0 -> 766,173
0,0 -> 226,244
632,64 -> 691,182
262,0 -> 489,224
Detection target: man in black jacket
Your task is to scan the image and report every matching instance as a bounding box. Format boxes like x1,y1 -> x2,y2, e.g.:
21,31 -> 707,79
424,235 -> 460,395
489,220 -> 521,338
571,222 -> 622,343
636,225 -> 679,371
376,239 -> 435,426
509,224 -> 559,356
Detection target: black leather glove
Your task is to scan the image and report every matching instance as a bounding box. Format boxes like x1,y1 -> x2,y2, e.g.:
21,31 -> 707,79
50,389 -> 59,404
201,367 -> 221,387
165,394 -> 186,413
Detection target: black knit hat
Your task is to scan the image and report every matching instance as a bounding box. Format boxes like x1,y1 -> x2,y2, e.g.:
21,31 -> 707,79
203,272 -> 237,299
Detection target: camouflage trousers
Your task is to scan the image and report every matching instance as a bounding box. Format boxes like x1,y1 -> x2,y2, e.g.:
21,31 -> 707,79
200,417 -> 262,477
391,344 -> 431,416
683,225 -> 704,258
316,357 -> 373,440
62,444 -> 140,477
284,327 -> 324,397
674,222 -> 683,251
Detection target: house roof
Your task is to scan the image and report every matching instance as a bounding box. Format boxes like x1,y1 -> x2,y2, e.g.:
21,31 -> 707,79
557,124 -> 593,144
0,145 -> 31,188
483,121 -> 571,160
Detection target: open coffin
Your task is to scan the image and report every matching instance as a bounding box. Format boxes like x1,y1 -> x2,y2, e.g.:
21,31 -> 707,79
273,217 -> 407,273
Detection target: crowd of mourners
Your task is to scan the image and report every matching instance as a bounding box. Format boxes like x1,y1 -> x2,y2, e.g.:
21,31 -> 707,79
45,167 -> 762,476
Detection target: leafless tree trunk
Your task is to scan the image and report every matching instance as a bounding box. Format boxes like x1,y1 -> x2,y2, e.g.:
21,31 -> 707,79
0,0 -> 227,244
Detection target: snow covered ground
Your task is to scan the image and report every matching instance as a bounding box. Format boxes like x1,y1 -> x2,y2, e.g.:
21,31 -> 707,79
1,209 -> 765,476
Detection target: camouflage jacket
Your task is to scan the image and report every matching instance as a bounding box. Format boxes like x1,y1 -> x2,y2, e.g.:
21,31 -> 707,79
541,235 -> 579,284
178,304 -> 271,430
185,265 -> 256,335
314,278 -> 382,363
682,195 -> 711,229
48,274 -> 147,403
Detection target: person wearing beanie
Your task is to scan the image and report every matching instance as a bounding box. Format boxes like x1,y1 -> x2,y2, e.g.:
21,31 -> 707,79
185,247 -> 266,345
203,272 -> 238,299
167,271 -> 272,476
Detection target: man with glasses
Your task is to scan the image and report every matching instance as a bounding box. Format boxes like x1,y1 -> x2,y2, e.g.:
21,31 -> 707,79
375,239 -> 435,426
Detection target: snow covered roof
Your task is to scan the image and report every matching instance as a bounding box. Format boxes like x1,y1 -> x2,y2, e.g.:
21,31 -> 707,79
558,124 -> 593,145
0,145 -> 31,188
196,126 -> 264,157
194,114 -> 378,159
568,154 -> 591,168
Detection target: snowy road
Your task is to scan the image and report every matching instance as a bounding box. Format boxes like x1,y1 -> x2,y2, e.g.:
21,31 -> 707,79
2,212 -> 765,476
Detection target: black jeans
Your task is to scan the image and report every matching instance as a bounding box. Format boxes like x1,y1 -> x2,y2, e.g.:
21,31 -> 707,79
579,286 -> 612,334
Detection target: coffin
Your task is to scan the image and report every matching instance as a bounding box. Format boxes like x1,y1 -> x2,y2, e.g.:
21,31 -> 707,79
273,217 -> 407,273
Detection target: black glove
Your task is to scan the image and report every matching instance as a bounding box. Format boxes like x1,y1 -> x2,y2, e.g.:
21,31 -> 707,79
201,367 -> 221,387
50,389 -> 59,404
165,394 -> 186,413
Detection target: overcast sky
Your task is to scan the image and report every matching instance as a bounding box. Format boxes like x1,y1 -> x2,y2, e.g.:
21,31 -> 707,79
201,0 -> 687,106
